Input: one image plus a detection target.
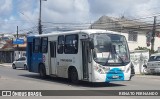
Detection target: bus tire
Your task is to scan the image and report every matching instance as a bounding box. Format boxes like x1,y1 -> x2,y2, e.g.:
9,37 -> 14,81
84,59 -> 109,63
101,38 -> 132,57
70,68 -> 79,84
39,64 -> 47,79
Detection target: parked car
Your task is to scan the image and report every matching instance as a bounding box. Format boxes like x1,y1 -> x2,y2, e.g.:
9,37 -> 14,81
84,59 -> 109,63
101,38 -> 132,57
12,57 -> 27,70
144,53 -> 160,74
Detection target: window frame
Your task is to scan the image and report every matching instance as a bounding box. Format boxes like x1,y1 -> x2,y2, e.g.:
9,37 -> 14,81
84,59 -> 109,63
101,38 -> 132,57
57,35 -> 64,54
128,31 -> 138,42
64,34 -> 78,54
33,38 -> 41,53
21,57 -> 26,61
17,57 -> 26,61
41,37 -> 48,53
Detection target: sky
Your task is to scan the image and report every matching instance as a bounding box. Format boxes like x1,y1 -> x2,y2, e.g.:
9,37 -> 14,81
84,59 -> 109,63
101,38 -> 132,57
0,0 -> 160,34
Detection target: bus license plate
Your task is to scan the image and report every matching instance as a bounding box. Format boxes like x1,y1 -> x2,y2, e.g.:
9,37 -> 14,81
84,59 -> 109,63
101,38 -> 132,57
112,75 -> 119,79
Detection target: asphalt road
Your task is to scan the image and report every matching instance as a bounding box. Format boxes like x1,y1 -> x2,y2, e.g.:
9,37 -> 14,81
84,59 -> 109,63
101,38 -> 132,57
0,66 -> 160,99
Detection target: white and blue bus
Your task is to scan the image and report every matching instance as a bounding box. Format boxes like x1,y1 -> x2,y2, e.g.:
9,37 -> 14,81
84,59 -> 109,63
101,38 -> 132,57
27,29 -> 131,83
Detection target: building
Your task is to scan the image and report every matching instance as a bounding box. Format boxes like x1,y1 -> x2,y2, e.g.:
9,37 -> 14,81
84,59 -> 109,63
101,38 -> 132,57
90,16 -> 160,51
0,40 -> 14,63
0,33 -> 27,63
13,43 -> 27,61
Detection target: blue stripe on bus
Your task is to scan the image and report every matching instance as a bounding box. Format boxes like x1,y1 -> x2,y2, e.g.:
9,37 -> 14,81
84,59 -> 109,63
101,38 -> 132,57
31,53 -> 43,73
106,68 -> 124,82
27,36 -> 43,73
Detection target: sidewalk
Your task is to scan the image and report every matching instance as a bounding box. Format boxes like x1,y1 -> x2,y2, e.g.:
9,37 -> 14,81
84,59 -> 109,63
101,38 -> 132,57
0,63 -> 12,67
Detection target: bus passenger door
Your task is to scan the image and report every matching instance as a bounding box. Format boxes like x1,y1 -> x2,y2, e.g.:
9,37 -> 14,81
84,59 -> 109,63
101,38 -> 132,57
50,41 -> 57,75
81,40 -> 89,80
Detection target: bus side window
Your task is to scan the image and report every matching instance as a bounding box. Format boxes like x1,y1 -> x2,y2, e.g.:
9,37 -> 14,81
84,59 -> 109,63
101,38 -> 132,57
64,34 -> 78,54
57,35 -> 64,54
33,38 -> 41,53
41,37 -> 48,53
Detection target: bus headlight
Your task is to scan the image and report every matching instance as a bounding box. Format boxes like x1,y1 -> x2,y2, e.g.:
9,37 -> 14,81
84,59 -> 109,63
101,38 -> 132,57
102,66 -> 110,72
94,65 -> 104,74
94,65 -> 110,74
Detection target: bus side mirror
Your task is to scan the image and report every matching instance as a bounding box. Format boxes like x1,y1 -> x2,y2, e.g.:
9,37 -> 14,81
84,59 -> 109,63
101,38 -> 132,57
89,40 -> 94,49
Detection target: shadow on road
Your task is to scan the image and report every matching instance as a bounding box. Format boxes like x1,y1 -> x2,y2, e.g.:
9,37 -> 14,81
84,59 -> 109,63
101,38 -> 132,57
19,74 -> 126,88
13,68 -> 28,71
143,74 -> 160,76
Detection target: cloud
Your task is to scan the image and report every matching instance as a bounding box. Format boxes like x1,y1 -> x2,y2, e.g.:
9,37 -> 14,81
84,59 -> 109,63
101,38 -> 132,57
129,0 -> 160,18
16,0 -> 39,23
1,0 -> 160,33
89,0 -> 160,20
42,0 -> 90,23
0,0 -> 39,33
0,0 -> 91,33
0,16 -> 19,33
0,0 -> 13,17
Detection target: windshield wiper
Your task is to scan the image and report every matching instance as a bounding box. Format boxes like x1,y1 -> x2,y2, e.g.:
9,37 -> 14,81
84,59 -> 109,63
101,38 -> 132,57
116,53 -> 125,64
111,44 -> 125,64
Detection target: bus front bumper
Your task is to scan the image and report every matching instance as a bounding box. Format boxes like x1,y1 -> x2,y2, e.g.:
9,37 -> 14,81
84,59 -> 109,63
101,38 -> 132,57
92,68 -> 131,82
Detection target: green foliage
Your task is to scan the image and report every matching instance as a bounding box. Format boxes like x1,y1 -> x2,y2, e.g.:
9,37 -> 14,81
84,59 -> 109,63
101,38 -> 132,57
135,46 -> 158,55
149,49 -> 158,54
135,46 -> 149,50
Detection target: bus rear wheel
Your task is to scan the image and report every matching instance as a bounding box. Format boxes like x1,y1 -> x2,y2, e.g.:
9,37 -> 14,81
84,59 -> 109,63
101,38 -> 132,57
70,68 -> 79,84
39,64 -> 47,79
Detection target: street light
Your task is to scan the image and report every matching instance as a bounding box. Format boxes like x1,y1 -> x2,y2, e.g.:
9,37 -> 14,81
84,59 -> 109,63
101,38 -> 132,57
39,0 -> 47,34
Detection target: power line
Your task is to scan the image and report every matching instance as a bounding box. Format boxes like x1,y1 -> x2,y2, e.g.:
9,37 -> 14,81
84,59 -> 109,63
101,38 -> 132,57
19,11 -> 38,26
91,14 -> 160,25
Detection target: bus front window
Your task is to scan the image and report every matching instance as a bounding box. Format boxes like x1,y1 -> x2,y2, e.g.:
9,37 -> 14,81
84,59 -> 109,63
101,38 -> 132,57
91,33 -> 130,66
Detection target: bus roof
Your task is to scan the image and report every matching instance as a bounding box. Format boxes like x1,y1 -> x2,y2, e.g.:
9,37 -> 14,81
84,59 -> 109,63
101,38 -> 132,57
29,29 -> 124,37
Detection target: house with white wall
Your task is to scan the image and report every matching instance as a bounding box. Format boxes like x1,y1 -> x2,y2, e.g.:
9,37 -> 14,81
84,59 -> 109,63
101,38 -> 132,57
90,16 -> 160,52
118,31 -> 160,51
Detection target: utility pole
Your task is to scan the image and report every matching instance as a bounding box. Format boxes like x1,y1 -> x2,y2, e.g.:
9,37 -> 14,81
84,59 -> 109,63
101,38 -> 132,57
38,0 -> 47,34
17,26 -> 20,59
38,0 -> 42,34
17,26 -> 18,39
17,26 -> 19,49
151,16 -> 156,51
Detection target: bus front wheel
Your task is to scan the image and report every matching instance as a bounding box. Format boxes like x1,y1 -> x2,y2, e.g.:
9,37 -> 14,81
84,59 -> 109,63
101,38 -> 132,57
70,68 -> 79,84
39,64 -> 47,79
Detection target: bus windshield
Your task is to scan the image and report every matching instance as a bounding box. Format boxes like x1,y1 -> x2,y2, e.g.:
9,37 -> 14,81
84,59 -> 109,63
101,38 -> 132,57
91,33 -> 130,66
